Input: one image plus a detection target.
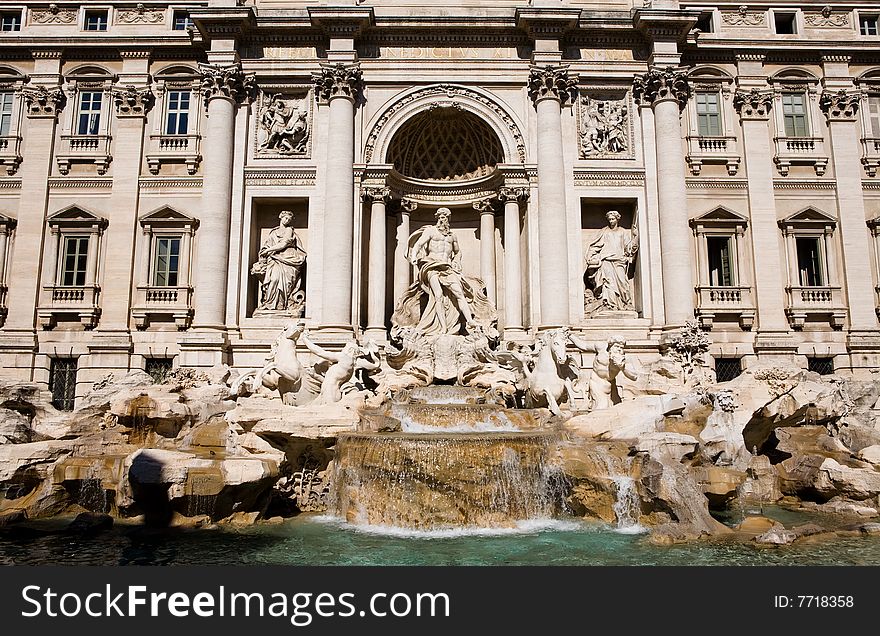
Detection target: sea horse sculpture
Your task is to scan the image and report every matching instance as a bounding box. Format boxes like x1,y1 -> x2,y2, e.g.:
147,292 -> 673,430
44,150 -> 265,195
230,321 -> 305,405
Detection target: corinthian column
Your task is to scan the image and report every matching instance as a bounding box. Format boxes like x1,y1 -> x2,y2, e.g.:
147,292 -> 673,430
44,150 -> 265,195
314,62 -> 363,329
821,89 -> 878,333
529,65 -> 577,327
473,198 -> 497,304
393,199 -> 416,305
194,63 -> 254,329
362,186 -> 391,339
498,186 -> 527,331
633,67 -> 694,326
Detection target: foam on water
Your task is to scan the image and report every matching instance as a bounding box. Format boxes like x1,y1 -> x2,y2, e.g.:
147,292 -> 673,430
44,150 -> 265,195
311,515 -> 588,539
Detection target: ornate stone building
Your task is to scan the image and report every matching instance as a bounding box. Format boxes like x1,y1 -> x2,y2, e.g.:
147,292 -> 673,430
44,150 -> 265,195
2,0 -> 880,407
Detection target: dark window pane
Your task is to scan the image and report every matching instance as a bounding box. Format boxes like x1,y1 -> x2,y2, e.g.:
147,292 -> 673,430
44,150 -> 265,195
715,358 -> 742,382
796,237 -> 823,286
807,357 -> 834,376
50,358 -> 78,411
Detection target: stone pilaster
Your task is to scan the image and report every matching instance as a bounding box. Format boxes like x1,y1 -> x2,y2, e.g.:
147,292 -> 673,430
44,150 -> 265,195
393,199 -> 416,306
529,64 -> 576,327
314,62 -> 363,330
821,88 -> 877,334
733,87 -> 792,339
192,62 -> 254,330
499,187 -> 528,332
473,198 -> 497,305
362,186 -> 391,339
633,67 -> 694,327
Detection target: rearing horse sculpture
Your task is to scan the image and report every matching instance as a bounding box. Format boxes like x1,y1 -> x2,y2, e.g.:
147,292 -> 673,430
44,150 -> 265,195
230,321 -> 305,405
520,328 -> 578,417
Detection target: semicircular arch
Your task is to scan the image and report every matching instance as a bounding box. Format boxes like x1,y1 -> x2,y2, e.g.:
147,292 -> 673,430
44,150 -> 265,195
364,84 -> 526,166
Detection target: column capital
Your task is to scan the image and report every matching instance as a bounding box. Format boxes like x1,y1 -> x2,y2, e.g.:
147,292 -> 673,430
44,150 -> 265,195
472,198 -> 496,215
21,84 -> 65,119
399,198 -> 418,214
361,186 -> 392,204
820,89 -> 860,122
198,62 -> 256,104
733,88 -> 774,120
498,186 -> 530,203
632,67 -> 689,109
528,65 -> 578,106
112,84 -> 155,117
314,62 -> 364,104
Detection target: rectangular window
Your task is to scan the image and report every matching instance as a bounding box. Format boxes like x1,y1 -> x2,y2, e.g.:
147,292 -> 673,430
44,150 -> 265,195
153,236 -> 181,287
695,13 -> 713,33
1,11 -> 22,31
714,358 -> 742,383
61,236 -> 89,287
50,358 -> 77,411
782,93 -> 809,137
707,236 -> 734,286
774,12 -> 797,34
0,92 -> 13,136
84,10 -> 109,31
868,96 -> 880,138
796,237 -> 824,287
860,14 -> 879,36
165,91 -> 190,135
172,10 -> 193,30
696,91 -> 722,137
807,356 -> 834,376
77,91 -> 102,135
145,358 -> 174,384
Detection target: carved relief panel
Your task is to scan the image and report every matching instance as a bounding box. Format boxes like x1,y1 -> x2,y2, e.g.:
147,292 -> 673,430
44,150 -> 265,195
254,88 -> 312,158
577,91 -> 633,160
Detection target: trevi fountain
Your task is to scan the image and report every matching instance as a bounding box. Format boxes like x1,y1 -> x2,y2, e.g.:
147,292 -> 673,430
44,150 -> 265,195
2,204 -> 880,565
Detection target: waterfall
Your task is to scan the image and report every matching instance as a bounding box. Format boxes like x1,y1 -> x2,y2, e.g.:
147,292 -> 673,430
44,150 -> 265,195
77,465 -> 108,513
611,476 -> 641,532
331,430 -> 564,530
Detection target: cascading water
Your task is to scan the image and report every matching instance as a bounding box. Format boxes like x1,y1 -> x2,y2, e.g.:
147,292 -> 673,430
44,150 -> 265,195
330,387 -> 565,530
611,476 -> 641,532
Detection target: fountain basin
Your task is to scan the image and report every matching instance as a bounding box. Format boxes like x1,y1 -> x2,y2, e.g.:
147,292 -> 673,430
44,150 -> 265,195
331,431 -> 564,530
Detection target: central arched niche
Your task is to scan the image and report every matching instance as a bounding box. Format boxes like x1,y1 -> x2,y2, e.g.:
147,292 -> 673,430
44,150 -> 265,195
385,106 -> 504,182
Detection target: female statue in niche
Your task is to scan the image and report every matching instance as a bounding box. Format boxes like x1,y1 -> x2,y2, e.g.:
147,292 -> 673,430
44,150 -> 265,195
584,209 -> 638,314
251,210 -> 307,316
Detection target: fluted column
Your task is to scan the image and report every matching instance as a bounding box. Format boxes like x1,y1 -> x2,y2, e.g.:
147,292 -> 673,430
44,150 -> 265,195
314,62 -> 363,329
393,199 -> 416,304
473,199 -> 497,304
821,89 -> 878,332
733,88 -> 791,334
499,186 -> 527,331
362,186 -> 391,338
194,63 -> 254,329
633,67 -> 694,326
529,65 -> 576,326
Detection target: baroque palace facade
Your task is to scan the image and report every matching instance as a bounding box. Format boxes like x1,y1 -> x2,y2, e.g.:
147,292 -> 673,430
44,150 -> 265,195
2,0 -> 880,407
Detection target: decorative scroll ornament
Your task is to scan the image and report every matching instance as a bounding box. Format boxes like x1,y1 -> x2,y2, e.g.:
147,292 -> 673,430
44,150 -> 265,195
632,68 -> 690,109
199,63 -> 256,104
32,4 -> 77,24
498,186 -> 529,203
258,93 -> 310,155
578,95 -> 629,158
313,62 -> 363,103
820,90 -> 860,121
527,65 -> 578,105
112,85 -> 154,116
805,6 -> 850,28
733,88 -> 773,119
361,186 -> 392,203
21,85 -> 66,118
720,6 -> 766,27
117,4 -> 165,25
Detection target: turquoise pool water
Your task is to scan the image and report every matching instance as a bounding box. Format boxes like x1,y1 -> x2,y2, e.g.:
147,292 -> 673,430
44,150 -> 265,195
2,508 -> 880,566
